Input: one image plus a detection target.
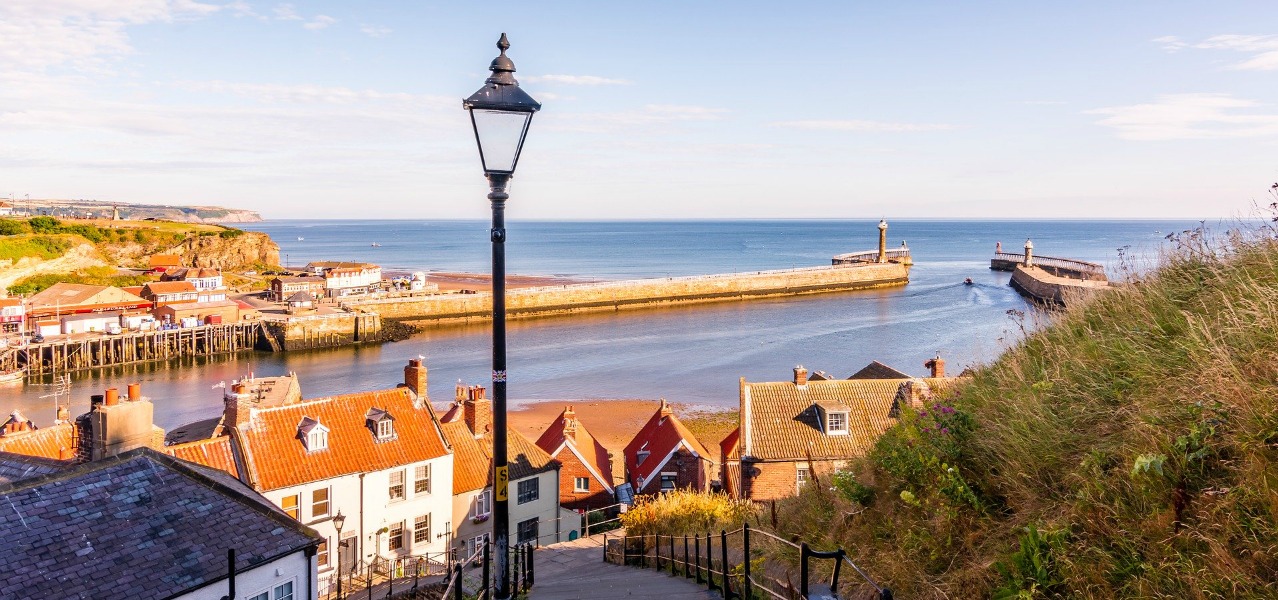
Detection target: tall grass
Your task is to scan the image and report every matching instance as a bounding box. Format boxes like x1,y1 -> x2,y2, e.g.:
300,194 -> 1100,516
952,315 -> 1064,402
774,223 -> 1278,598
620,490 -> 756,537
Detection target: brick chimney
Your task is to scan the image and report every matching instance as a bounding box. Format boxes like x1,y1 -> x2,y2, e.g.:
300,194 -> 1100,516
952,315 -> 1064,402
404,358 -> 428,400
464,385 -> 491,436
658,398 -> 672,418
455,380 -> 467,403
793,365 -> 808,387
562,406 -> 577,442
924,353 -> 946,378
77,385 -> 158,461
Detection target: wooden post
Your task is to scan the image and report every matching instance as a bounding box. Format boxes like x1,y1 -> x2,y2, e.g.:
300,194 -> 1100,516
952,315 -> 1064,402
694,535 -> 702,584
721,529 -> 730,598
743,523 -> 752,600
670,536 -> 677,576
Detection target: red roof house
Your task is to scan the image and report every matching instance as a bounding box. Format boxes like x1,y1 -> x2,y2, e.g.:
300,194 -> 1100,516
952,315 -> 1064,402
622,399 -> 714,495
534,406 -> 616,510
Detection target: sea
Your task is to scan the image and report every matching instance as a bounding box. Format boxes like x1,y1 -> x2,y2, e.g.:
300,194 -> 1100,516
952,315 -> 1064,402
5,219 -> 1205,430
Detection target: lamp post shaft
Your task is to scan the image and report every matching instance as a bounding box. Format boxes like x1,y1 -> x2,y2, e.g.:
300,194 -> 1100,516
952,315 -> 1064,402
489,173 -> 511,600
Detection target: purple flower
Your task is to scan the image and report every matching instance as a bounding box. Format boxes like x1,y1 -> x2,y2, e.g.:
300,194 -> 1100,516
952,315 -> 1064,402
919,411 -> 928,417
942,407 -> 955,415
941,428 -> 950,434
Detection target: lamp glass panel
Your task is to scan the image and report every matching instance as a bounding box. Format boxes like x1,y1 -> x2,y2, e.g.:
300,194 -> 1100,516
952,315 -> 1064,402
471,109 -> 532,174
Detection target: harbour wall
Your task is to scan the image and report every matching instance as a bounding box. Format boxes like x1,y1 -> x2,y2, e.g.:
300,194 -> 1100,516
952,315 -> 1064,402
258,312 -> 384,352
346,262 -> 910,325
1009,265 -> 1111,306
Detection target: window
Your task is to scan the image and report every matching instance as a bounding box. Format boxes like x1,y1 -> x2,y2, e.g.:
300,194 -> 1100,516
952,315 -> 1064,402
389,470 -> 405,502
249,593 -> 269,600
573,477 -> 590,492
660,473 -> 677,492
274,581 -> 294,600
465,533 -> 491,561
473,490 -> 491,519
636,450 -> 650,466
318,539 -> 330,568
311,487 -> 330,518
827,412 -> 849,435
517,518 -> 539,545
414,514 -> 431,544
516,479 -> 539,505
377,418 -> 394,440
281,494 -> 299,520
797,467 -> 810,493
415,464 -> 431,494
388,521 -> 405,551
307,429 -> 327,451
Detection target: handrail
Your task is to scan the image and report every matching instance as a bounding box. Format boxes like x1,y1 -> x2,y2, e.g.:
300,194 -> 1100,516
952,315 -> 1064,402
993,252 -> 1106,275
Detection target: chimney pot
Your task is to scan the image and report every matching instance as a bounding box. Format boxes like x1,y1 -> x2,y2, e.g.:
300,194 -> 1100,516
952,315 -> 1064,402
925,354 -> 946,378
793,365 -> 809,387
90,394 -> 104,408
127,383 -> 141,401
104,388 -> 119,406
658,398 -> 672,418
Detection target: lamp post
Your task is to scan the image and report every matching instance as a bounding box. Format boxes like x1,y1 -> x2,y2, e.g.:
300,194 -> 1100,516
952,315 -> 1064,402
334,511 -> 347,599
463,33 -> 541,600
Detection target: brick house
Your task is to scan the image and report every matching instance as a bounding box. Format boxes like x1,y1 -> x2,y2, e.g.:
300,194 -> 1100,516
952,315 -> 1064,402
721,365 -> 962,501
440,383 -> 564,554
271,276 -> 327,302
535,406 -> 616,510
141,281 -> 199,308
622,399 -> 714,496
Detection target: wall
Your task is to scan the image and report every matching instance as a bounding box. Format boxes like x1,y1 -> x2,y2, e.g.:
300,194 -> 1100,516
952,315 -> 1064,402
349,262 -> 909,325
452,487 -> 487,555
740,458 -> 848,501
510,469 -> 564,546
181,550 -> 315,600
553,445 -> 614,511
259,312 -> 383,351
635,446 -> 710,495
1009,265 -> 1111,306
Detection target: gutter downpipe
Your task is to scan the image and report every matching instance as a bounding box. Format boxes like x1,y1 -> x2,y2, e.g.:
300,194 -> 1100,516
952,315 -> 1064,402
359,472 -> 366,575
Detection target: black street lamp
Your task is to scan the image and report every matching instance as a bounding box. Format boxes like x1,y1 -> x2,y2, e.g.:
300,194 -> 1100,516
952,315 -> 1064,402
333,510 -> 346,599
463,33 -> 541,600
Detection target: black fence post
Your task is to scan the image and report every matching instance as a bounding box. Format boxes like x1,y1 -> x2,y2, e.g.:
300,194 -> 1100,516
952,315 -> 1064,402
621,535 -> 628,566
482,542 -> 491,599
452,563 -> 463,600
743,523 -> 752,600
602,533 -> 609,563
528,543 -> 535,588
684,535 -> 691,578
387,560 -> 393,599
368,563 -> 374,600
706,532 -> 716,592
654,535 -> 661,571
670,536 -> 677,576
831,549 -> 845,594
882,588 -> 894,600
800,542 -> 810,599
721,529 -> 731,599
694,535 -> 703,584
513,546 -> 521,593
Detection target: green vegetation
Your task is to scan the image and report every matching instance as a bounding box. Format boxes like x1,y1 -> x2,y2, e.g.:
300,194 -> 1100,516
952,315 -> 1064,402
8,267 -> 151,295
620,490 -> 755,537
0,236 -> 73,261
773,223 -> 1278,597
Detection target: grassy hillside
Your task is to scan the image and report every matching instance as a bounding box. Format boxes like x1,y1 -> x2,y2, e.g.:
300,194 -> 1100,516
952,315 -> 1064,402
775,226 -> 1278,598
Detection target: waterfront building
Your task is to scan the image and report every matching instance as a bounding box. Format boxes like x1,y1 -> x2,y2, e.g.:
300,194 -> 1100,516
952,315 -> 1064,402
534,406 -> 618,510
0,297 -> 24,336
24,283 -> 150,335
271,275 -> 327,302
439,383 -> 566,555
161,266 -> 224,290
153,299 -> 241,325
720,364 -> 963,501
622,399 -> 715,496
0,448 -> 321,600
147,253 -> 182,273
168,359 -> 454,596
287,291 -> 317,314
323,265 -> 383,298
141,281 -> 200,307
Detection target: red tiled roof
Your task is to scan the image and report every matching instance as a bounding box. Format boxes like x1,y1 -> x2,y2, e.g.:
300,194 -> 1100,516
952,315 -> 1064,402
0,298 -> 20,308
143,281 -> 197,295
623,400 -> 711,488
148,254 -> 182,268
234,388 -> 449,491
165,436 -> 240,479
720,427 -> 740,462
441,421 -> 489,494
741,377 -> 963,462
535,407 -> 614,491
0,423 -> 76,460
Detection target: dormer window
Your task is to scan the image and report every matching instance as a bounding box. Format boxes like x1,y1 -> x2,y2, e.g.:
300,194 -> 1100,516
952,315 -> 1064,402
366,407 -> 396,441
826,412 -> 849,435
636,445 -> 650,467
298,416 -> 329,452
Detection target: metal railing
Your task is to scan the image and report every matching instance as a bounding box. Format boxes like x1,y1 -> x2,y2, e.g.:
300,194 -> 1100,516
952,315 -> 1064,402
992,252 -> 1106,278
831,247 -> 912,265
602,523 -> 891,600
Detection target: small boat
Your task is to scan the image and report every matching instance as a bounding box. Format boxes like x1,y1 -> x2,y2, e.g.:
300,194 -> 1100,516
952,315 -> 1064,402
296,236 -> 305,241
370,243 -> 382,247
0,369 -> 24,384
964,278 -> 974,285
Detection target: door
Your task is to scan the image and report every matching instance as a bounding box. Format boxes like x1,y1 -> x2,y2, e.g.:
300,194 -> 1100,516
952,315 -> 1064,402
339,533 -> 359,574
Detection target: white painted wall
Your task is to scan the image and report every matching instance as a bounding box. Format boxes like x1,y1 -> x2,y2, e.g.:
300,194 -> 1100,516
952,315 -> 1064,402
180,548 -> 316,600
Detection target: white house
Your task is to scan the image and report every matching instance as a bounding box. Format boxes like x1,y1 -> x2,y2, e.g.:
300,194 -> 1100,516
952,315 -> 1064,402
323,265 -> 382,297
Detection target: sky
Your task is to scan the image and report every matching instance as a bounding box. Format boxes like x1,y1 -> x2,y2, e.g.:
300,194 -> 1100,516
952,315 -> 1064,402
0,1 -> 1275,220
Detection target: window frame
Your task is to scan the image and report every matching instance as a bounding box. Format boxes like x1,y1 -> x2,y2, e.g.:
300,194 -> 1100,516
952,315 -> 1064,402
660,473 -> 677,492
473,490 -> 491,519
280,494 -> 300,520
414,464 -> 431,495
573,477 -> 590,493
388,469 -> 405,502
414,513 -> 431,545
826,411 -> 849,435
318,538 -> 330,569
306,428 -> 328,451
796,466 -> 810,494
311,487 -> 330,519
377,418 -> 395,440
273,581 -> 294,600
516,517 -> 539,545
388,520 -> 405,551
516,478 -> 539,505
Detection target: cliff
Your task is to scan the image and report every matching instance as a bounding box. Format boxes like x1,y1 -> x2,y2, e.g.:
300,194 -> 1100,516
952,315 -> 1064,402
172,231 -> 280,270
17,199 -> 262,224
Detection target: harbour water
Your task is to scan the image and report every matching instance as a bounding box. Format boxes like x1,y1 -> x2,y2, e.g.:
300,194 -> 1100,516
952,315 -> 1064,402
6,219 -> 1203,429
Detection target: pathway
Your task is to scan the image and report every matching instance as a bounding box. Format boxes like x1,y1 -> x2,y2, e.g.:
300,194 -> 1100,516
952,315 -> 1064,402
531,533 -> 721,600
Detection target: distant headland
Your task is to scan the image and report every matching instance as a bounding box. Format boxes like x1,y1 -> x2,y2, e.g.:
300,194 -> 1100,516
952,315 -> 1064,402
4,198 -> 262,224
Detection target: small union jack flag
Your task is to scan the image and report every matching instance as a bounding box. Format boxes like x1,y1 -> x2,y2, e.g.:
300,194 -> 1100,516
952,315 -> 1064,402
492,370 -> 507,383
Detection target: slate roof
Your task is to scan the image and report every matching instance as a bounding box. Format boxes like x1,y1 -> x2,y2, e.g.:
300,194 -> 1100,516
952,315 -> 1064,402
623,400 -> 711,488
535,407 -> 615,491
162,267 -> 221,280
0,423 -> 76,460
286,291 -> 315,303
0,448 -> 320,600
233,388 -> 449,491
848,361 -> 912,380
740,377 -> 962,462
0,451 -> 67,484
164,436 -> 240,479
441,418 -> 558,495
508,428 -> 559,481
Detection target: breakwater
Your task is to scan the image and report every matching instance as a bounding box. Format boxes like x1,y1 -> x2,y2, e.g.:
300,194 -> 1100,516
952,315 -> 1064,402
344,262 -> 910,325
1009,265 -> 1112,306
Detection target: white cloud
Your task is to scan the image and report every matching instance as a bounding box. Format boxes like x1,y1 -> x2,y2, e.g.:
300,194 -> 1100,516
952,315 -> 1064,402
1022,100 -> 1068,106
1087,93 -> 1278,140
1154,34 -> 1278,71
522,74 -> 633,86
770,120 -> 955,132
272,3 -> 301,20
303,14 -> 336,30
360,24 -> 391,38
172,80 -> 444,106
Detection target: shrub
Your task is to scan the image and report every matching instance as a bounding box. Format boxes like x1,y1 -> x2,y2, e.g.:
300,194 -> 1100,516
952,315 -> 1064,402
0,219 -> 29,235
0,236 -> 72,262
27,216 -> 60,232
218,228 -> 244,239
619,491 -> 755,537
